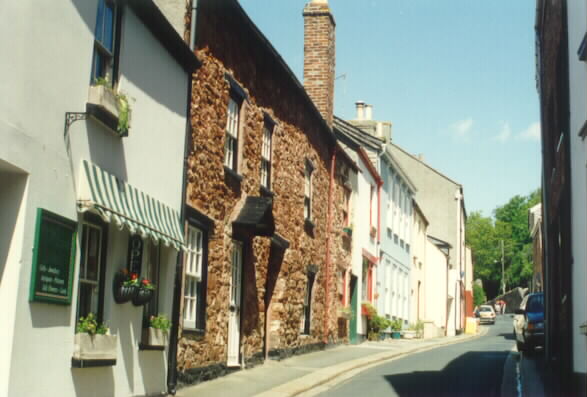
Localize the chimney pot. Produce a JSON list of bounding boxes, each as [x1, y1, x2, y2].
[[355, 101, 365, 120], [365, 104, 373, 121]]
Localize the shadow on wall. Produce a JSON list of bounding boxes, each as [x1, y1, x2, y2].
[[0, 162, 28, 287], [137, 349, 167, 394], [71, 367, 115, 397]]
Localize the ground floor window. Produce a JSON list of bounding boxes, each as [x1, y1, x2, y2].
[[301, 269, 316, 335], [77, 217, 107, 322], [183, 224, 208, 331]]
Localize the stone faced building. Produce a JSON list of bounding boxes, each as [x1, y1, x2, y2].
[[176, 0, 353, 385]]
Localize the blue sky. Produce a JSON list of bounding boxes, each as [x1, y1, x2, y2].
[[239, 0, 541, 217]]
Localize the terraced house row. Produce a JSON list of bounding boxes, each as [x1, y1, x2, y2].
[[0, 0, 473, 396]]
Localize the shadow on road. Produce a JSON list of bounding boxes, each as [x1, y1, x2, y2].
[[497, 332, 515, 341], [383, 350, 511, 397]]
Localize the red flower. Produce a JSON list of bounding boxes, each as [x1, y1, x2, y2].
[[131, 273, 138, 280], [142, 279, 150, 285]]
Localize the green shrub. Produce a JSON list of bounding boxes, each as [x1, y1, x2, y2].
[[76, 313, 109, 335], [473, 283, 487, 307]]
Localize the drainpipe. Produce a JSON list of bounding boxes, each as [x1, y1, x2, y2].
[[167, 2, 197, 393], [324, 146, 337, 344], [189, 0, 198, 50], [444, 249, 450, 336]]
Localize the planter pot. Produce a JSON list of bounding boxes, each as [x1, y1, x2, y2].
[[132, 288, 154, 306], [391, 331, 401, 339], [73, 333, 117, 361], [113, 284, 138, 304], [88, 85, 119, 119], [143, 327, 169, 347], [402, 330, 417, 339]]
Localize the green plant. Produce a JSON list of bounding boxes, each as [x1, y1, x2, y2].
[[409, 320, 424, 337], [119, 269, 140, 287], [390, 319, 403, 332], [363, 303, 391, 340], [361, 301, 377, 318], [92, 75, 132, 135], [76, 313, 109, 335], [150, 314, 171, 333]]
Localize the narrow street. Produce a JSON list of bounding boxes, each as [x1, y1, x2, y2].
[[316, 316, 515, 397]]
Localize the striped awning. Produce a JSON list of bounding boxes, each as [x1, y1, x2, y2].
[[77, 160, 185, 250]]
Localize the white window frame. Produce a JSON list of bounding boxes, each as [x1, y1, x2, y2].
[[224, 97, 240, 170], [261, 122, 273, 189], [184, 225, 203, 330], [77, 222, 103, 321]]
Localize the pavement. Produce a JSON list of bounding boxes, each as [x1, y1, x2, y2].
[[177, 328, 487, 397]]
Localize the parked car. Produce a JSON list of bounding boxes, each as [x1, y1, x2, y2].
[[478, 305, 496, 324], [513, 292, 544, 352]]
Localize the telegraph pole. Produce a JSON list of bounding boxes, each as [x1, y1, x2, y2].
[[501, 240, 505, 295]]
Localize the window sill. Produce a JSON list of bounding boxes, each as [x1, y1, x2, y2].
[[71, 358, 116, 368], [182, 328, 205, 341], [138, 343, 165, 351], [86, 85, 129, 137], [304, 219, 315, 236], [224, 166, 243, 191], [260, 185, 274, 198]]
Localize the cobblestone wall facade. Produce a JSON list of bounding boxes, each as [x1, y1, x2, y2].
[[176, 0, 351, 385]]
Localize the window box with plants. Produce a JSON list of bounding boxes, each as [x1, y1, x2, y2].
[[112, 268, 140, 304], [72, 313, 117, 366], [140, 314, 171, 350], [87, 76, 132, 137], [132, 278, 155, 306]]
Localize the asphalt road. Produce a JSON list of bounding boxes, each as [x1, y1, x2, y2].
[[317, 316, 516, 397]]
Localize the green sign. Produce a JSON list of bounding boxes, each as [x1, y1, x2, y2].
[[29, 209, 77, 304]]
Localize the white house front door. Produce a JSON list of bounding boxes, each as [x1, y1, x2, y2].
[[227, 241, 243, 367]]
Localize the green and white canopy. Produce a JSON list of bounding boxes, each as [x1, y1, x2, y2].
[[77, 160, 185, 250]]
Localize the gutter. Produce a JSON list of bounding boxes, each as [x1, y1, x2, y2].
[[324, 146, 337, 344], [167, 2, 198, 393]]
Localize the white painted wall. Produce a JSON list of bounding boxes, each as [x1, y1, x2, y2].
[[409, 207, 427, 324], [351, 153, 379, 337], [566, 0, 587, 376], [0, 1, 188, 396], [424, 241, 448, 333]]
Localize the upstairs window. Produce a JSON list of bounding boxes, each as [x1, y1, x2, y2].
[[91, 0, 119, 84], [304, 161, 314, 221], [260, 121, 273, 189], [342, 187, 351, 226], [224, 97, 240, 171]]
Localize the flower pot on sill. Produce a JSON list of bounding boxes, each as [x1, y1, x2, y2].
[[143, 327, 168, 347], [132, 288, 154, 306], [73, 333, 117, 361]]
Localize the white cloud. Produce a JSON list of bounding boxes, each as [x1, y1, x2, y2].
[[519, 122, 541, 141], [495, 122, 511, 143], [451, 118, 474, 140]]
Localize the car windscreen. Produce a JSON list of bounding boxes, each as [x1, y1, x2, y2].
[[526, 295, 544, 313], [479, 307, 492, 312]]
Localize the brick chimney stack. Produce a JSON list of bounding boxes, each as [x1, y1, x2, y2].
[[303, 0, 336, 128]]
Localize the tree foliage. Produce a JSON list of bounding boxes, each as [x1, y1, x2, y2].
[[466, 189, 541, 299], [473, 283, 487, 306]]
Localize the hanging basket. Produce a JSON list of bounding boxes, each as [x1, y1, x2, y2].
[[132, 288, 154, 306], [114, 284, 138, 304], [112, 271, 139, 304]]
